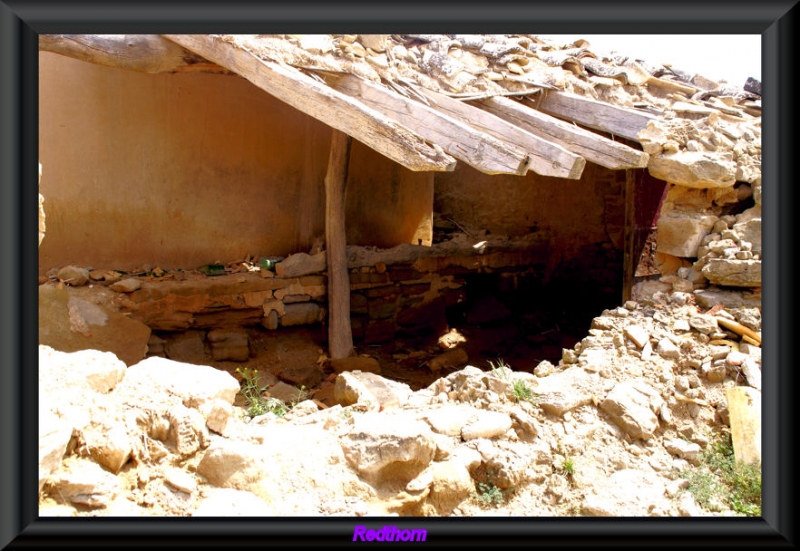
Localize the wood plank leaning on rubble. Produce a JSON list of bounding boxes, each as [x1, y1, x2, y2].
[[327, 74, 531, 176], [163, 34, 456, 173], [325, 129, 355, 360], [532, 90, 657, 143], [408, 86, 586, 179], [475, 96, 650, 171]]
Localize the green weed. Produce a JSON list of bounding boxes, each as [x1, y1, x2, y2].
[[488, 358, 510, 380], [235, 366, 289, 418], [472, 470, 512, 507], [512, 379, 539, 405], [561, 456, 575, 477], [678, 430, 761, 516]]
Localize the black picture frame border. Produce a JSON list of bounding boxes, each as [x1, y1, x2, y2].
[[1, 1, 795, 548]]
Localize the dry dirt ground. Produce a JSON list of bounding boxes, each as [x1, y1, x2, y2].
[[199, 320, 577, 399]]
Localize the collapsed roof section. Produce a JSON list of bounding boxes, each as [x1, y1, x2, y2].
[[39, 33, 762, 187]]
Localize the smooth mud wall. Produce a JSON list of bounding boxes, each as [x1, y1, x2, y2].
[[39, 52, 432, 274]]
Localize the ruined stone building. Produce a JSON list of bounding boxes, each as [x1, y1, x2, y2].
[[38, 34, 761, 374]]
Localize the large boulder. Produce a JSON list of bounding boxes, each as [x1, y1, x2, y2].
[[118, 356, 240, 408], [334, 371, 412, 409], [702, 259, 761, 287], [600, 381, 665, 440], [656, 210, 718, 258], [648, 151, 736, 189], [340, 411, 436, 488], [38, 406, 73, 493], [39, 285, 151, 366]]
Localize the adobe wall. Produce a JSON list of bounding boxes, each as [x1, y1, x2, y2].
[[38, 52, 433, 274], [434, 162, 626, 294]]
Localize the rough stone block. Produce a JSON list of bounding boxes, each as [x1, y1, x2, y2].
[[56, 265, 90, 286], [702, 259, 761, 287], [367, 297, 398, 320], [648, 150, 736, 189], [281, 302, 324, 326], [334, 370, 412, 409], [274, 251, 326, 278], [165, 330, 207, 364], [657, 210, 718, 258], [600, 381, 665, 440], [39, 407, 73, 493], [207, 329, 250, 362], [39, 285, 151, 367], [733, 208, 761, 254], [50, 457, 122, 509]]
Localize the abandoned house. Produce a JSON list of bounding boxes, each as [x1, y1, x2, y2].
[[37, 34, 762, 390]]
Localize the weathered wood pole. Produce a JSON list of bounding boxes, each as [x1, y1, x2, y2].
[[622, 168, 636, 303], [325, 129, 354, 360]]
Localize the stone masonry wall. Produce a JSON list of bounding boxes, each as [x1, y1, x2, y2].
[[110, 239, 562, 358]]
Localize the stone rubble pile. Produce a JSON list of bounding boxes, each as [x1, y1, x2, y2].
[[39, 283, 761, 517]]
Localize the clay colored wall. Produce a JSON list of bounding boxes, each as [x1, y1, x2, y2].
[[433, 162, 626, 278], [38, 52, 432, 274]]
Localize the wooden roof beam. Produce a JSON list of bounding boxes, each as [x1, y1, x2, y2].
[[530, 91, 657, 143], [40, 34, 230, 75], [412, 87, 586, 179], [163, 34, 455, 173], [328, 74, 531, 176], [475, 96, 650, 170]]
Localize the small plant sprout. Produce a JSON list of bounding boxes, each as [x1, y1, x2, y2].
[[474, 481, 505, 506], [512, 379, 539, 405], [292, 385, 308, 407], [471, 470, 513, 507], [488, 358, 510, 380], [235, 366, 289, 419], [561, 456, 575, 476]]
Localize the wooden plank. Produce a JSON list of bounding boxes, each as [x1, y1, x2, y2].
[[477, 96, 649, 170], [39, 34, 230, 74], [411, 87, 585, 179], [533, 91, 656, 143], [328, 74, 530, 175], [725, 387, 762, 466], [622, 169, 636, 303], [163, 34, 455, 173], [645, 76, 698, 97], [325, 129, 354, 360]]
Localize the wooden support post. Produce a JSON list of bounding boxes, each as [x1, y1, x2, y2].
[[325, 129, 354, 360], [622, 169, 636, 303]]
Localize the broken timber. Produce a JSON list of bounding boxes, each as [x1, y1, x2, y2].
[[163, 34, 455, 173], [327, 74, 530, 176], [325, 129, 354, 360], [531, 91, 657, 143], [474, 96, 649, 170], [412, 87, 585, 179]]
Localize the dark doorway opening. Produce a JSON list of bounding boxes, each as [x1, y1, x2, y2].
[[443, 266, 622, 373]]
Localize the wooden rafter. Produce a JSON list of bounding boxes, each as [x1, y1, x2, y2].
[[39, 34, 231, 75], [327, 74, 531, 176], [412, 87, 586, 180], [531, 91, 657, 143], [476, 96, 650, 170]]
